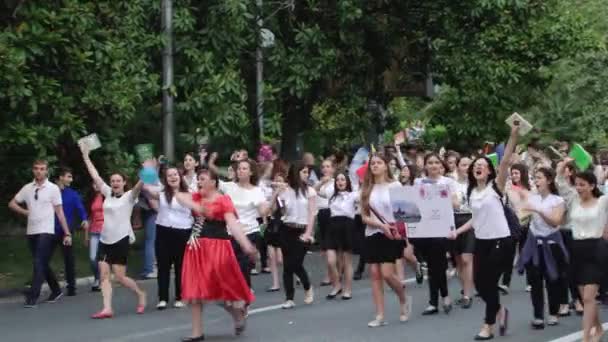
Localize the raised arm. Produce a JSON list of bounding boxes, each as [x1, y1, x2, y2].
[[79, 143, 106, 191], [496, 124, 520, 193]]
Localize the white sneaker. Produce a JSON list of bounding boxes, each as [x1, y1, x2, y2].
[[173, 300, 185, 308], [156, 301, 167, 310], [525, 285, 532, 292], [304, 288, 314, 305], [368, 316, 387, 328], [281, 300, 296, 309], [144, 270, 158, 279]]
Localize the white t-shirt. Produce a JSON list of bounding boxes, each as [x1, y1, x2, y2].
[[528, 193, 564, 238], [470, 182, 511, 239], [414, 176, 457, 192], [14, 179, 62, 235], [280, 187, 317, 226], [329, 191, 359, 219], [156, 192, 194, 229], [184, 173, 198, 193], [365, 182, 400, 237], [454, 179, 471, 213], [100, 183, 138, 244], [223, 184, 266, 234], [569, 195, 608, 240], [317, 181, 335, 210]]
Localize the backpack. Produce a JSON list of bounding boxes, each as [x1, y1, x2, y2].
[[492, 183, 523, 240]]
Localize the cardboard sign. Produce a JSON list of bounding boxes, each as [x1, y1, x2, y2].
[[78, 133, 101, 151], [389, 184, 456, 238], [505, 112, 533, 136]]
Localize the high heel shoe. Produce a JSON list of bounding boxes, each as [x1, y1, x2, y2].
[[181, 335, 205, 342], [326, 288, 342, 300]]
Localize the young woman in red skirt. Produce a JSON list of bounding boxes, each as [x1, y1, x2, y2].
[[176, 169, 256, 342]]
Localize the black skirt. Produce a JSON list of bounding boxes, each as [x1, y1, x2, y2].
[[317, 208, 331, 250], [97, 236, 129, 265], [326, 216, 354, 252], [264, 217, 282, 248], [364, 233, 403, 264], [572, 238, 608, 285]]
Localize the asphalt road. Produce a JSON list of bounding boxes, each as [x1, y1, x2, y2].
[[1, 252, 606, 342]]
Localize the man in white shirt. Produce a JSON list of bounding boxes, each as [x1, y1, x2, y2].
[[8, 160, 72, 308]]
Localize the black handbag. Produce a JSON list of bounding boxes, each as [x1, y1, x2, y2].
[[492, 183, 523, 240]]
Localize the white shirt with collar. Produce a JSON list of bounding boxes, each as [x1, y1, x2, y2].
[[14, 179, 62, 235], [528, 193, 564, 238], [317, 181, 335, 210], [329, 191, 359, 219]]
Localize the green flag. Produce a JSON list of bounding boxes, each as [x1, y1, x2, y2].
[[569, 143, 593, 171], [486, 153, 498, 168]]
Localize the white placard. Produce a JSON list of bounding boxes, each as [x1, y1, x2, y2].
[[78, 133, 101, 151], [505, 112, 533, 136], [389, 184, 455, 238]]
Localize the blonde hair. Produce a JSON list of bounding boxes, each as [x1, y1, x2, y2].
[[360, 153, 393, 216]]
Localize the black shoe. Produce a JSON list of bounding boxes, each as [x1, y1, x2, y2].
[[461, 297, 473, 309], [23, 298, 37, 308], [91, 286, 101, 292], [326, 289, 342, 300], [46, 291, 64, 303], [320, 280, 331, 287], [341, 295, 352, 300], [531, 320, 545, 330], [67, 288, 76, 297], [474, 333, 494, 340], [181, 335, 205, 342], [443, 301, 453, 314], [422, 306, 439, 315], [265, 287, 280, 293], [353, 272, 362, 281]]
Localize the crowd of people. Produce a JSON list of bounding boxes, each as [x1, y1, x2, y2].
[[7, 123, 608, 342]]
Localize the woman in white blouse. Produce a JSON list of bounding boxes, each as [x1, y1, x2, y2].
[[221, 159, 270, 286], [315, 159, 336, 287], [80, 144, 147, 319], [274, 161, 316, 309], [143, 167, 194, 310], [360, 153, 410, 327], [182, 153, 200, 193], [326, 172, 359, 300], [450, 124, 519, 340], [517, 167, 567, 328], [568, 170, 608, 342]]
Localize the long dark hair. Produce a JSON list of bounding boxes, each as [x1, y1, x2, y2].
[[466, 156, 498, 202], [399, 163, 416, 186], [575, 170, 602, 198], [330, 172, 353, 203], [535, 167, 559, 195], [162, 167, 189, 204], [287, 161, 308, 198], [510, 163, 531, 190], [564, 161, 577, 186], [423, 153, 445, 178]]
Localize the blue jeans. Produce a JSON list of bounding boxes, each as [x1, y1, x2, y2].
[[89, 233, 101, 282], [142, 212, 157, 275], [27, 234, 60, 301]]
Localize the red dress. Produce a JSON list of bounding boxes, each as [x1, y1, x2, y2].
[[181, 193, 255, 305]]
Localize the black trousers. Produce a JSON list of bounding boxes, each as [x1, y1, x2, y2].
[[55, 236, 76, 291], [502, 225, 529, 287], [560, 230, 579, 303], [27, 234, 60, 301], [474, 237, 513, 325], [413, 238, 448, 306], [155, 225, 191, 302], [232, 232, 260, 288], [280, 225, 311, 301], [526, 244, 567, 319]]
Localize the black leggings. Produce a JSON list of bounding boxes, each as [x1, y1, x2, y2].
[[232, 232, 259, 288], [280, 225, 311, 301], [474, 237, 513, 325], [502, 225, 528, 287], [413, 238, 449, 306], [526, 244, 568, 319], [560, 230, 579, 303], [155, 225, 191, 302]]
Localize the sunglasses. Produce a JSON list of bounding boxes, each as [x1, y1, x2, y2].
[[34, 188, 39, 201]]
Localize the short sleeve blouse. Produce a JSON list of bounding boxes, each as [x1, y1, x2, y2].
[[192, 193, 236, 221]]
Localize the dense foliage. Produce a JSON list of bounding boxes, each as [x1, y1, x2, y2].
[[1, 0, 606, 225]]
